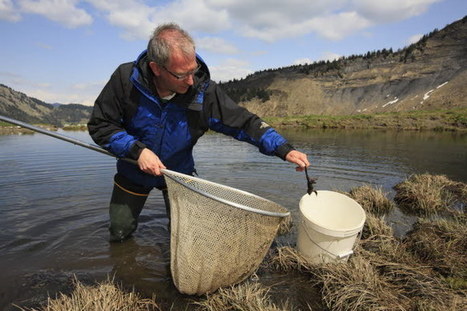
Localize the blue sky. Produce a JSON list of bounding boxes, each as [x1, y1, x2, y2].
[[0, 0, 466, 106]]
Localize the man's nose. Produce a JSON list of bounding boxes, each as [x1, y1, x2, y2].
[[185, 74, 194, 85]]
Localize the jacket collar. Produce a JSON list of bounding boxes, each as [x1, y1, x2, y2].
[[131, 50, 210, 110]]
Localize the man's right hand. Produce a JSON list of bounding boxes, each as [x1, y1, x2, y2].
[[137, 148, 166, 176]]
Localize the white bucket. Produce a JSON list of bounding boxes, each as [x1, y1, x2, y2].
[[297, 190, 366, 264]]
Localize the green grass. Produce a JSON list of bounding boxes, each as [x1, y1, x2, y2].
[[265, 108, 467, 131]]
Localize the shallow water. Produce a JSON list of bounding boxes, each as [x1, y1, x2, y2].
[[0, 129, 465, 310]]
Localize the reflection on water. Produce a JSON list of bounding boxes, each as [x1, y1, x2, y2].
[[0, 129, 465, 310]]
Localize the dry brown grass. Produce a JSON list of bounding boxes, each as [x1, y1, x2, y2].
[[266, 203, 467, 311], [277, 214, 293, 235], [360, 213, 394, 240], [268, 241, 467, 310], [348, 185, 395, 216], [404, 218, 467, 282], [194, 282, 293, 311], [16, 277, 160, 311], [15, 174, 467, 311], [358, 247, 464, 310], [356, 214, 414, 265], [394, 174, 466, 216], [357, 213, 466, 309], [310, 256, 405, 311], [267, 246, 405, 311], [267, 246, 312, 272]]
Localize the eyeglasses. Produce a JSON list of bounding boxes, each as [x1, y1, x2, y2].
[[162, 64, 201, 80]]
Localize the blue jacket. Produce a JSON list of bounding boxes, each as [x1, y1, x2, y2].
[[88, 51, 294, 188]]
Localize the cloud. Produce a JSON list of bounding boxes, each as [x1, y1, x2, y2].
[[206, 0, 352, 42], [197, 36, 239, 54], [2, 0, 444, 43], [86, 0, 230, 41], [22, 82, 101, 106], [0, 0, 21, 21], [201, 0, 442, 41], [206, 0, 344, 28], [293, 52, 341, 66], [86, 0, 365, 42], [293, 58, 313, 65], [208, 58, 253, 82], [307, 11, 371, 40], [26, 88, 94, 105], [18, 0, 93, 28], [1, 70, 102, 106], [407, 33, 423, 44], [148, 0, 230, 34], [0, 71, 50, 89], [320, 52, 342, 62], [86, 0, 156, 40], [353, 0, 442, 23]]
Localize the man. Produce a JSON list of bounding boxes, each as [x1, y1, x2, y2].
[[88, 23, 310, 242]]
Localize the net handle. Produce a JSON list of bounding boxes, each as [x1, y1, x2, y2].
[[161, 169, 290, 218]]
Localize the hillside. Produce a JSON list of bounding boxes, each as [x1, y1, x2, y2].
[[1, 16, 466, 123], [221, 16, 467, 117], [0, 84, 92, 126]]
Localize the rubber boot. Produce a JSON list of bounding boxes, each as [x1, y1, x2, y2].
[[108, 174, 152, 242]]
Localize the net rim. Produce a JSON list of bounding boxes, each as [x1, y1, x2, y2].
[[162, 169, 290, 218]]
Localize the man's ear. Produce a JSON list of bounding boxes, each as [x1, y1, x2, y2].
[[149, 61, 161, 76]]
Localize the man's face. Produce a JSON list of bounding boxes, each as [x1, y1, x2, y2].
[[150, 50, 198, 95]]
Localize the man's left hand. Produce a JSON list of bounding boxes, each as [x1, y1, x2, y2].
[[285, 150, 310, 172]]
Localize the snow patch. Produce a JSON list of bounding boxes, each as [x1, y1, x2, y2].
[[382, 97, 399, 108], [423, 89, 434, 101], [437, 81, 448, 89], [421, 81, 448, 102]]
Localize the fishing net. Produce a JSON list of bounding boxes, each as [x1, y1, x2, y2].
[[163, 169, 289, 295]]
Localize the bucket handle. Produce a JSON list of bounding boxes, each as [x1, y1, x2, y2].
[[336, 250, 354, 259], [300, 220, 362, 260]]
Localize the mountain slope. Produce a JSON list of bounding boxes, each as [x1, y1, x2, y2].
[[222, 16, 467, 117], [0, 84, 92, 126], [1, 16, 466, 122]]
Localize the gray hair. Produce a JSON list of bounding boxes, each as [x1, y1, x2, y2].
[[147, 23, 196, 66]]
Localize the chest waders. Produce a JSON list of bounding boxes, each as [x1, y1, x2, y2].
[[109, 173, 171, 242]]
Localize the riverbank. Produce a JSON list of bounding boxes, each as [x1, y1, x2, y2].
[[16, 173, 466, 311], [0, 122, 59, 135], [265, 108, 467, 131], [0, 122, 84, 134], [1, 109, 466, 134]]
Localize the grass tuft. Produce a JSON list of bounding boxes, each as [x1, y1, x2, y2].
[[16, 276, 160, 311], [194, 282, 293, 311], [348, 185, 395, 216], [404, 218, 467, 283], [394, 173, 466, 217]]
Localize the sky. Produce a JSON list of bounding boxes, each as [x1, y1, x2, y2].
[[0, 0, 466, 106]]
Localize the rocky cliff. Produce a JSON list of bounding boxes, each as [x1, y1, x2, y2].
[[222, 16, 467, 117]]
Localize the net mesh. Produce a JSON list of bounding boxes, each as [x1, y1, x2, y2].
[[163, 169, 289, 295]]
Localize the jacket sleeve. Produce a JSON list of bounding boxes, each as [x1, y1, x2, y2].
[[87, 65, 145, 160], [204, 82, 295, 160]]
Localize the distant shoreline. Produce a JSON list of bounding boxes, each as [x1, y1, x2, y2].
[[265, 108, 467, 132], [0, 123, 86, 134], [1, 109, 466, 134]]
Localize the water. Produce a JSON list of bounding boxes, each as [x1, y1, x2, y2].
[[0, 129, 465, 310]]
